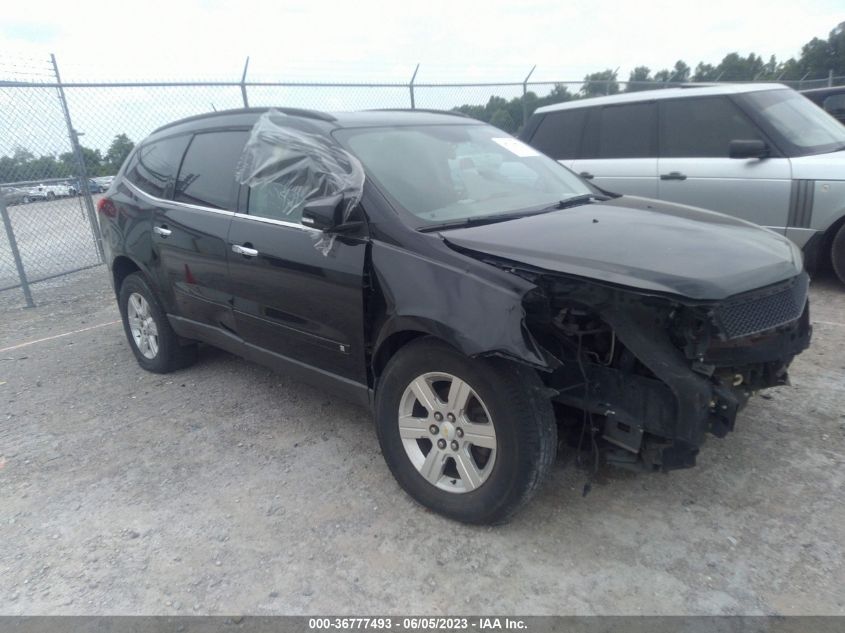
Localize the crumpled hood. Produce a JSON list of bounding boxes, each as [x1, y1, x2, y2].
[[443, 196, 803, 301]]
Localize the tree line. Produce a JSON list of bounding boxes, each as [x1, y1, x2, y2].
[[454, 21, 845, 133], [0, 134, 134, 184]]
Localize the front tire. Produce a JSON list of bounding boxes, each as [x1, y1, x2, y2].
[[118, 272, 197, 373], [831, 222, 845, 286], [375, 338, 557, 524]]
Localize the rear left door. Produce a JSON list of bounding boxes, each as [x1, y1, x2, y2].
[[571, 102, 659, 197], [146, 130, 247, 329]]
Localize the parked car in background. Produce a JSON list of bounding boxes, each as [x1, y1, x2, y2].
[[801, 86, 845, 124], [521, 84, 845, 284], [93, 175, 115, 189], [1, 186, 30, 206], [68, 178, 107, 195], [97, 107, 810, 523], [26, 182, 75, 200]]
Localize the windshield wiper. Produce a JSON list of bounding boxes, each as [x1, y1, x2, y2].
[[553, 193, 610, 209], [418, 211, 537, 233], [418, 194, 611, 233]]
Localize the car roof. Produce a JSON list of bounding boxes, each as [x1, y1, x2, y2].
[[800, 86, 845, 97], [533, 83, 792, 115], [149, 107, 481, 141]]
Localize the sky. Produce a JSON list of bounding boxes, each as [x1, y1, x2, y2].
[[1, 0, 843, 84]]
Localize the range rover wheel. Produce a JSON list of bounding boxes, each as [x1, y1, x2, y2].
[[832, 222, 845, 286], [118, 272, 197, 373], [375, 337, 556, 524]]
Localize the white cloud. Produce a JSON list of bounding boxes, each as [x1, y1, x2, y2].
[[1, 0, 842, 82]]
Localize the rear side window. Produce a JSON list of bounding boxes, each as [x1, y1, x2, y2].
[[597, 103, 657, 158], [175, 130, 249, 209], [660, 97, 762, 158], [125, 135, 190, 198], [529, 109, 588, 160]]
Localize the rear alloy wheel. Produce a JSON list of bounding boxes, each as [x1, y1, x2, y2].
[[118, 272, 197, 373], [126, 293, 159, 360], [831, 222, 845, 286], [375, 337, 556, 524]]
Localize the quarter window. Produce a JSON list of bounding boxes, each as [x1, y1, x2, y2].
[[125, 135, 191, 198], [175, 131, 248, 210], [528, 109, 588, 160], [660, 97, 762, 158]]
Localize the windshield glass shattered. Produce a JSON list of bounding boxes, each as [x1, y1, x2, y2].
[[336, 124, 592, 226]]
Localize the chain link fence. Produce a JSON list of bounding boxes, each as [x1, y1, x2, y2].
[[2, 54, 844, 308]]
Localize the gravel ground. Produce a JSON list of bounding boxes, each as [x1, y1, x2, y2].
[[0, 267, 843, 616]]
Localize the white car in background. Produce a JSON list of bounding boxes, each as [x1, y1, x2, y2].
[[26, 182, 75, 201]]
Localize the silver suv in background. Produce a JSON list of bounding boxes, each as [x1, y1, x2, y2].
[[521, 84, 845, 284]]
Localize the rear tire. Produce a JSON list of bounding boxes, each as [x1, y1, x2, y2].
[[832, 223, 845, 286], [118, 272, 197, 373], [375, 337, 557, 524]]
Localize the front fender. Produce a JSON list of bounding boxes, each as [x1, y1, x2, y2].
[[370, 241, 550, 369]]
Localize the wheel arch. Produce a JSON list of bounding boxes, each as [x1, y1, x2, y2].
[[111, 255, 144, 296], [821, 212, 845, 270]]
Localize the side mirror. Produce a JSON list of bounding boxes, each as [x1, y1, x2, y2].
[[301, 194, 345, 231], [729, 139, 769, 159]]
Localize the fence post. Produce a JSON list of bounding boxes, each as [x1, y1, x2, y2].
[[522, 65, 536, 128], [798, 72, 810, 90], [241, 56, 250, 107], [0, 192, 34, 307], [409, 64, 419, 109], [51, 53, 104, 262], [829, 69, 834, 87]]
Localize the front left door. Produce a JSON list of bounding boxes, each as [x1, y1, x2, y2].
[[657, 96, 792, 231], [227, 179, 369, 386]]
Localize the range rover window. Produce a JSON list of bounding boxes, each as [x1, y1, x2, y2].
[[738, 88, 845, 156], [124, 135, 191, 198], [175, 130, 248, 209], [528, 109, 588, 160], [597, 103, 657, 158], [660, 97, 762, 158]]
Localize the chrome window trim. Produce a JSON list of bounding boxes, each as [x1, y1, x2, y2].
[[232, 212, 322, 234], [124, 179, 235, 216]]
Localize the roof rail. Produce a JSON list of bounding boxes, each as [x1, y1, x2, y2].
[[152, 107, 335, 134], [365, 108, 471, 118]]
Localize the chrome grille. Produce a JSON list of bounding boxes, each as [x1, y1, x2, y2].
[[716, 273, 809, 340]]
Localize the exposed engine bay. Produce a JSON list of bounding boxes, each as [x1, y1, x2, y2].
[[496, 259, 812, 473]]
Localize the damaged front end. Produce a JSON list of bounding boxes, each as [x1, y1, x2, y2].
[[514, 266, 811, 472]]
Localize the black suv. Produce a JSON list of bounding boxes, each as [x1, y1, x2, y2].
[[98, 108, 811, 524]]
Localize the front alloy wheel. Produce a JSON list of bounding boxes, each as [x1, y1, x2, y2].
[[399, 372, 496, 493], [375, 337, 557, 524]]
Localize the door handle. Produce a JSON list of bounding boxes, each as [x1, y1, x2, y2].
[[579, 171, 594, 180], [153, 225, 172, 237], [232, 244, 259, 257], [660, 171, 687, 181]]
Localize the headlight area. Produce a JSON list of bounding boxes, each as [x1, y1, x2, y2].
[[524, 274, 812, 473]]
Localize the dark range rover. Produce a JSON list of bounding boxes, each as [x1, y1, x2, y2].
[[97, 107, 811, 524]]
